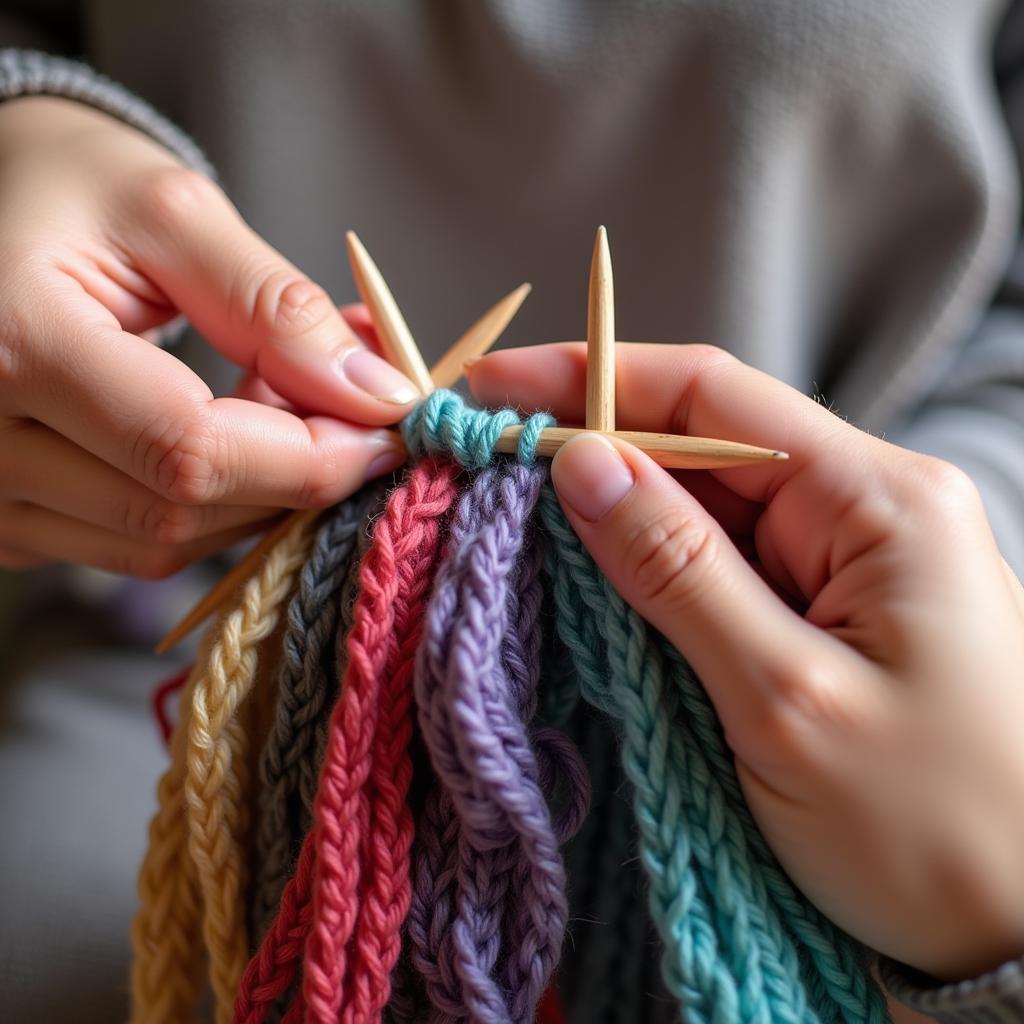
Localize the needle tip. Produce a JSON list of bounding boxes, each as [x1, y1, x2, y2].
[[771, 450, 790, 460]]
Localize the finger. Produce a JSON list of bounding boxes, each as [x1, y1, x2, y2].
[[0, 419, 278, 542], [119, 167, 419, 420], [17, 288, 407, 507], [0, 501, 268, 579], [549, 432, 853, 739], [339, 303, 381, 352], [230, 371, 298, 413], [468, 341, 860, 504]]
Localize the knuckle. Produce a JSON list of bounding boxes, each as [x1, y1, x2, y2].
[[0, 301, 31, 388], [133, 165, 222, 228], [130, 409, 224, 505], [753, 661, 861, 758], [912, 455, 980, 509], [296, 449, 344, 508], [252, 272, 336, 343], [123, 496, 204, 545], [684, 343, 735, 367], [623, 507, 716, 608]]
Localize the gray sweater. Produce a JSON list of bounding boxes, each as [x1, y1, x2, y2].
[[2, 2, 1024, 1022]]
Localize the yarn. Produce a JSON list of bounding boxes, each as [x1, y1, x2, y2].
[[233, 460, 459, 1024], [132, 512, 314, 1024], [134, 386, 894, 1024], [403, 462, 588, 1023], [252, 491, 375, 941], [185, 514, 316, 1024], [152, 664, 190, 746], [538, 485, 891, 1024], [132, 657, 206, 1024]]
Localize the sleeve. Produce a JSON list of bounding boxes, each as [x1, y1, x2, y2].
[[0, 48, 214, 178], [879, 954, 1024, 1023], [888, 1, 1024, 579]]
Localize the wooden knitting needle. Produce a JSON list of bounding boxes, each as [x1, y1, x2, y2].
[[586, 226, 615, 432], [346, 230, 434, 396], [430, 282, 531, 389], [493, 426, 786, 468], [492, 225, 788, 467], [156, 270, 530, 654]]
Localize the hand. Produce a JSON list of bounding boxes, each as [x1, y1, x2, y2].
[[0, 97, 416, 577], [469, 342, 1024, 982]]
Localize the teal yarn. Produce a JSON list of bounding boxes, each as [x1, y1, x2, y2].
[[401, 389, 554, 467], [401, 392, 892, 1024], [538, 490, 890, 1024]]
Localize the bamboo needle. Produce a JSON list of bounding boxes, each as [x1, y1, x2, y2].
[[494, 426, 787, 468], [430, 283, 531, 389], [346, 230, 434, 396], [586, 226, 615, 432]]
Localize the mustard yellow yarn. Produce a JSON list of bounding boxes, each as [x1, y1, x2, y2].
[[186, 517, 315, 1024], [131, 657, 205, 1023], [130, 516, 315, 1024]]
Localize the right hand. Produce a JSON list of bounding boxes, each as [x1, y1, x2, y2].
[[0, 96, 416, 578], [470, 342, 1024, 984]]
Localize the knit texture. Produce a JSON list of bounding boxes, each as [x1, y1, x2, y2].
[[251, 491, 375, 942], [135, 389, 901, 1024], [233, 461, 459, 1024], [131, 513, 315, 1024], [185, 517, 316, 1024], [401, 463, 588, 1023]]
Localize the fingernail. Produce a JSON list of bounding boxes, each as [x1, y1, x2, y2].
[[462, 356, 481, 373], [552, 433, 635, 522], [366, 446, 407, 479], [340, 348, 420, 405]]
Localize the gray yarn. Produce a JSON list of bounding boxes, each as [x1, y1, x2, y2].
[[250, 488, 376, 942]]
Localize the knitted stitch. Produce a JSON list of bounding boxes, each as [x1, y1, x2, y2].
[[403, 391, 890, 1024], [404, 461, 588, 1024], [185, 514, 316, 1024], [538, 485, 891, 1024], [252, 491, 374, 941], [233, 461, 459, 1024], [131, 657, 206, 1024]]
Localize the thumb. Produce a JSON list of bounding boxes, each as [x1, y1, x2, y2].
[[123, 167, 420, 424], [551, 432, 826, 727]]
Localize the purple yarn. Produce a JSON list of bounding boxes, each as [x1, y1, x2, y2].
[[405, 463, 589, 1024]]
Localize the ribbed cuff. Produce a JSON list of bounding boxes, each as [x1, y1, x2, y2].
[[0, 48, 214, 178], [880, 954, 1024, 1023]]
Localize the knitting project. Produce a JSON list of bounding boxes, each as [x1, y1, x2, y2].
[[131, 390, 891, 1024]]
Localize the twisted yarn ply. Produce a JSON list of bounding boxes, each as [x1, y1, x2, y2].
[[252, 491, 375, 941], [233, 460, 459, 1024], [131, 513, 316, 1024], [185, 516, 316, 1024], [402, 462, 588, 1024], [538, 485, 891, 1024], [133, 387, 894, 1024]]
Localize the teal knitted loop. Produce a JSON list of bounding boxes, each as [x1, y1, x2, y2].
[[401, 388, 555, 467], [397, 395, 892, 1024]]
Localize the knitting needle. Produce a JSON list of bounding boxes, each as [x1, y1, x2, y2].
[[493, 426, 787, 467], [346, 230, 434, 397], [430, 283, 531, 389], [586, 226, 615, 432], [156, 271, 529, 654], [490, 225, 787, 466]]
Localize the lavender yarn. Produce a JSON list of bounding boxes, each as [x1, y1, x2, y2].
[[405, 463, 589, 1023]]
